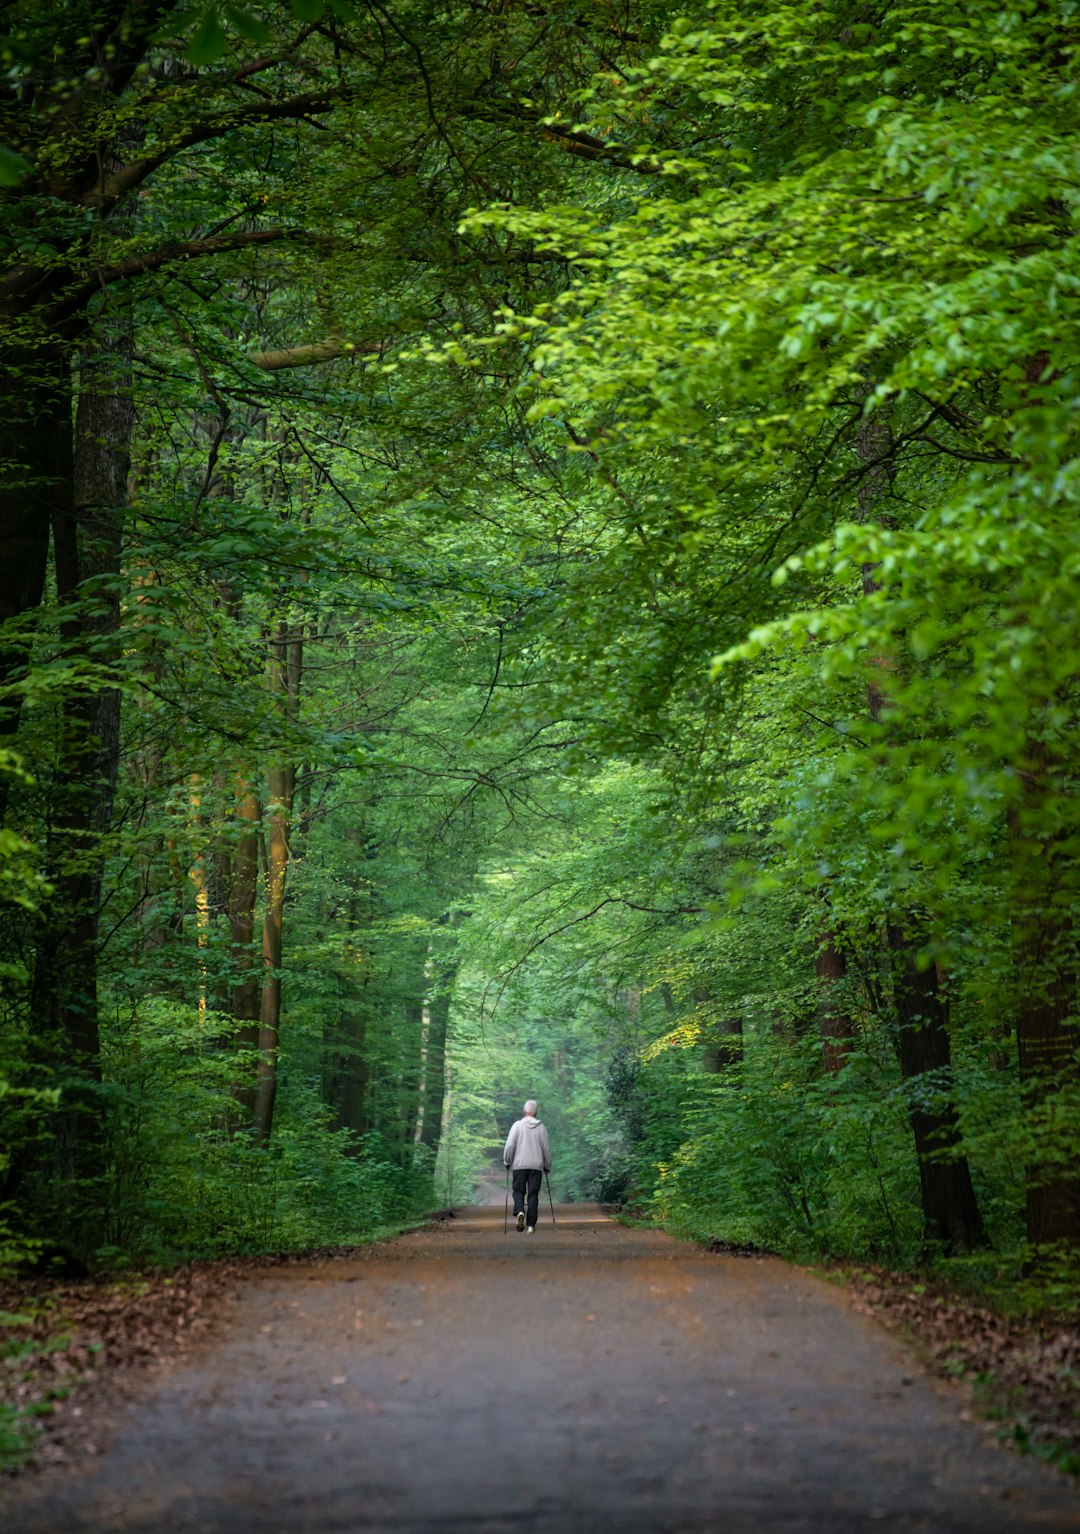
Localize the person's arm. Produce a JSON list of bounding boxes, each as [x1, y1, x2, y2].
[[503, 1123, 518, 1167], [541, 1125, 551, 1173]]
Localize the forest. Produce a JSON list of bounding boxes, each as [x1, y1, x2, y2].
[[0, 0, 1077, 1317]]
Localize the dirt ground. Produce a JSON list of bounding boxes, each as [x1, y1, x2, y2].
[[3, 1206, 1078, 1533]]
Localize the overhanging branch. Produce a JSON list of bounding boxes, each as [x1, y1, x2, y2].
[[82, 89, 343, 212], [248, 337, 385, 371], [51, 227, 308, 319]]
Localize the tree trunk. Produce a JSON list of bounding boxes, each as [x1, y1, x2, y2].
[[817, 923, 856, 1073], [0, 347, 65, 776], [228, 775, 261, 1122], [1009, 738, 1080, 1257], [887, 919, 988, 1254], [252, 620, 302, 1144], [22, 318, 132, 1230], [416, 965, 455, 1154], [855, 391, 986, 1255], [401, 994, 425, 1157]]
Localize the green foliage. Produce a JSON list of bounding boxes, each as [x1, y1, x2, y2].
[[92, 999, 429, 1262], [0, 0, 1077, 1329]]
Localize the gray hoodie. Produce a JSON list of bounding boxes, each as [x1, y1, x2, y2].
[[503, 1116, 551, 1173]]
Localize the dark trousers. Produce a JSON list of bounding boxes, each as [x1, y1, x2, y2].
[[512, 1168, 542, 1227]]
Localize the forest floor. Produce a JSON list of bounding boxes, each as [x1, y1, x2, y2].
[[1, 1207, 1079, 1533]]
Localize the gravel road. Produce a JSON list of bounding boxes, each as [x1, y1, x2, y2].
[[4, 1205, 1078, 1533]]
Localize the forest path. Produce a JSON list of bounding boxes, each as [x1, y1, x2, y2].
[[5, 1207, 1078, 1534]]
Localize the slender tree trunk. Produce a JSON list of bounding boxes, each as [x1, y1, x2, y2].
[[228, 775, 261, 1120], [416, 962, 455, 1154], [252, 620, 302, 1144], [412, 953, 435, 1147], [401, 993, 425, 1156], [817, 923, 856, 1073], [187, 775, 214, 1023]]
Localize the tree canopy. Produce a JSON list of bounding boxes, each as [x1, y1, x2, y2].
[[1, 0, 1078, 1323]]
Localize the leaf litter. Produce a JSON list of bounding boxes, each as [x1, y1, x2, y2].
[[842, 1265, 1080, 1474], [0, 1241, 400, 1477]]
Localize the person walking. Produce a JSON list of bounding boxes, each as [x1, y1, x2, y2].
[[503, 1100, 551, 1233]]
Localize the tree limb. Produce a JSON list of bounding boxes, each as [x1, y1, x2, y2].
[[248, 337, 384, 371], [472, 99, 664, 175], [82, 90, 343, 211], [51, 228, 308, 319]]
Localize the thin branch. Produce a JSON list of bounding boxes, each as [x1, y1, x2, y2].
[[483, 895, 703, 1018]]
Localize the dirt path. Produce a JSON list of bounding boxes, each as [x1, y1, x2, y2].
[[4, 1207, 1078, 1533]]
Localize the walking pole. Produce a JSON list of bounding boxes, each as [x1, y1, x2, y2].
[[503, 1164, 509, 1234], [545, 1170, 556, 1227]]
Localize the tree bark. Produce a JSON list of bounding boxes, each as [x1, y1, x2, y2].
[[887, 919, 988, 1254], [227, 775, 262, 1120], [817, 923, 856, 1073], [0, 348, 68, 806], [1009, 738, 1080, 1256], [855, 390, 986, 1255], [415, 960, 455, 1154], [252, 620, 302, 1144], [23, 314, 132, 1223]]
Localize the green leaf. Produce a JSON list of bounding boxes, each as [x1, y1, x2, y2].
[[0, 146, 32, 186], [224, 5, 273, 43], [291, 0, 326, 20], [187, 10, 228, 65]]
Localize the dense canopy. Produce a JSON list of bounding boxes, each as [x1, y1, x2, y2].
[[0, 0, 1077, 1331]]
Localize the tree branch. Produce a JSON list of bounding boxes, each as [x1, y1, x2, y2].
[[248, 337, 385, 371], [472, 99, 664, 175], [51, 228, 307, 319], [82, 90, 343, 211]]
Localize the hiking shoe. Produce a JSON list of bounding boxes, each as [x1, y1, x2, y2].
[[526, 1226, 535, 1234], [516, 1211, 526, 1231]]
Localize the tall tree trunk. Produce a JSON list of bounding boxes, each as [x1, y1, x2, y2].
[[24, 316, 132, 1228], [0, 347, 65, 787], [416, 961, 455, 1154], [856, 392, 987, 1255], [401, 993, 425, 1157], [1010, 738, 1080, 1257], [252, 619, 302, 1144], [816, 922, 856, 1073], [334, 1008, 371, 1139], [228, 775, 261, 1121], [887, 919, 988, 1254]]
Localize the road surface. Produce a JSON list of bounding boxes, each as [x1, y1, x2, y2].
[[4, 1206, 1078, 1533]]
